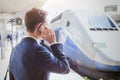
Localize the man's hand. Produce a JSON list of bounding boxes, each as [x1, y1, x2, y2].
[[42, 27, 56, 44]]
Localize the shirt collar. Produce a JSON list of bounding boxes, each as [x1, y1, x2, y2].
[[26, 35, 40, 44]]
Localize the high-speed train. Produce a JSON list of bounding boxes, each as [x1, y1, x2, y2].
[[49, 10, 120, 80]]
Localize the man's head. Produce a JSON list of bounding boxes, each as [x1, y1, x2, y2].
[[25, 8, 47, 38]]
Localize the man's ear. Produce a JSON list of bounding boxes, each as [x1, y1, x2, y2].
[[34, 23, 40, 32], [37, 23, 42, 33]]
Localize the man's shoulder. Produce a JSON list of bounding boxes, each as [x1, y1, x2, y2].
[[36, 44, 49, 52]]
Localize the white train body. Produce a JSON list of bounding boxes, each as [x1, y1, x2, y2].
[[50, 10, 120, 72]]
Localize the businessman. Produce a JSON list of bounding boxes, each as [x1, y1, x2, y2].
[[9, 8, 70, 80]]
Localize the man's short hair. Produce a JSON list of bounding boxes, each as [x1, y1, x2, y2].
[[25, 8, 47, 33]]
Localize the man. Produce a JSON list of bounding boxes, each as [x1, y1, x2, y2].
[[9, 8, 70, 80]]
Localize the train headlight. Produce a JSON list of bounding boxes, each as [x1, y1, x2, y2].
[[92, 42, 107, 48]]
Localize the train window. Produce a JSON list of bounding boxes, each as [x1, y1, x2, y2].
[[103, 28, 109, 31], [114, 28, 119, 31], [88, 16, 116, 28], [50, 13, 62, 23], [66, 20, 70, 27], [90, 28, 96, 31]]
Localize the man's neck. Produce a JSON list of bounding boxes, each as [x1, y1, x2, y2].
[[27, 31, 40, 42], [27, 31, 43, 44]]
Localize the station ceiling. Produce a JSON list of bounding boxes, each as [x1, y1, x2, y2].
[[0, 0, 47, 14]]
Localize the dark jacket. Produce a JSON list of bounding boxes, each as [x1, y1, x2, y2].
[[9, 37, 70, 80]]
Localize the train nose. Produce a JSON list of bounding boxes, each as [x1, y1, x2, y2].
[[95, 51, 120, 72]]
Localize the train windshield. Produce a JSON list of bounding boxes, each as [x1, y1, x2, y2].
[[88, 16, 116, 28]]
